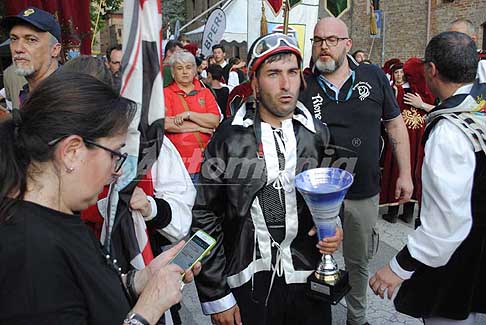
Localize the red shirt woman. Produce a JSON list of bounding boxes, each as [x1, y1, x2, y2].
[[164, 51, 220, 176]]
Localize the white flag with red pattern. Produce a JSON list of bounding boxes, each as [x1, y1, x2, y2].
[[101, 0, 165, 271]]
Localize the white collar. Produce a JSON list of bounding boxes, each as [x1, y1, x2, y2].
[[453, 83, 474, 96], [231, 101, 317, 134]]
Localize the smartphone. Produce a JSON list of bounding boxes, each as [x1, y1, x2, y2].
[[170, 230, 216, 272]]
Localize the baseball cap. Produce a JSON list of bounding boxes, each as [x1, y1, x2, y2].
[[2, 7, 61, 43], [247, 33, 302, 79]]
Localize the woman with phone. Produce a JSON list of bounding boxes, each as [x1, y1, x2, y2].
[[0, 73, 200, 325]]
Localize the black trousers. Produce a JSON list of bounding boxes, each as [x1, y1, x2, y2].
[[232, 271, 332, 325]]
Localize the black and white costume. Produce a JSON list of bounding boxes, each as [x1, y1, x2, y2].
[[192, 102, 333, 323], [390, 83, 486, 320]]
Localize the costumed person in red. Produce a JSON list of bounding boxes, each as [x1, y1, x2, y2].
[[225, 81, 252, 117], [381, 58, 435, 224], [383, 58, 401, 84]]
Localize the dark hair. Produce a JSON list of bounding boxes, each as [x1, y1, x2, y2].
[[0, 73, 136, 219], [207, 64, 224, 82], [424, 31, 478, 84], [106, 44, 122, 62], [164, 40, 184, 57], [229, 57, 241, 66], [60, 55, 114, 89], [212, 44, 225, 53], [352, 50, 364, 57]]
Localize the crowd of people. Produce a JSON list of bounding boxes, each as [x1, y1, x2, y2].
[[0, 5, 485, 325]]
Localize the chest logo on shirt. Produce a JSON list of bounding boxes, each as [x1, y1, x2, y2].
[[199, 98, 205, 106], [353, 81, 372, 101]]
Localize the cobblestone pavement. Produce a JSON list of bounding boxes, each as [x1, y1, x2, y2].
[[179, 208, 486, 324]]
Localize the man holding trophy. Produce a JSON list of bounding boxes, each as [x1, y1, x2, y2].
[[192, 33, 344, 325]]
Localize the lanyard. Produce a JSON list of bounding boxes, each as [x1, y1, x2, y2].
[[317, 70, 356, 103]]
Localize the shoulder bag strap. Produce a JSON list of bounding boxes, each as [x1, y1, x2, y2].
[[176, 94, 205, 151]]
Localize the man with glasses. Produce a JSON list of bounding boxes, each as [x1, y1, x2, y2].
[[192, 33, 342, 325], [106, 44, 123, 91], [299, 17, 413, 325]]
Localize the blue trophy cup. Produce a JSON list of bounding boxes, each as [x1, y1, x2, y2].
[[295, 167, 354, 304]]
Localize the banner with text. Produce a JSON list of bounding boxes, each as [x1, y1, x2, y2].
[[202, 8, 226, 57]]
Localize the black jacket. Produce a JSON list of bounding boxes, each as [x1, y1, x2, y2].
[[192, 102, 331, 314]]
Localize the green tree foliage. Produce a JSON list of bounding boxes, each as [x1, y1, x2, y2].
[[90, 0, 123, 34], [162, 0, 186, 30]]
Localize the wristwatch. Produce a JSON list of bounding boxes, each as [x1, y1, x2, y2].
[[124, 312, 150, 325]]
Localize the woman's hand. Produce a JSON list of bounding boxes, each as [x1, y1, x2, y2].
[[403, 92, 424, 109], [129, 187, 152, 217], [308, 227, 343, 255], [130, 241, 202, 324], [131, 263, 185, 324], [198, 126, 214, 135], [174, 112, 190, 126]]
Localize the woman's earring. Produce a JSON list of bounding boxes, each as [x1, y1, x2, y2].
[[66, 167, 75, 173]]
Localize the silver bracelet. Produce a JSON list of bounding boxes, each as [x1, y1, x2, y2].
[[124, 312, 150, 325]]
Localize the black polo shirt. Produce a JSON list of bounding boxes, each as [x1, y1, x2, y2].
[[299, 56, 400, 199]]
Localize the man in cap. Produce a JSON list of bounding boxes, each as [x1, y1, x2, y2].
[[370, 31, 486, 325], [2, 7, 62, 105], [192, 33, 342, 325], [299, 17, 413, 325]]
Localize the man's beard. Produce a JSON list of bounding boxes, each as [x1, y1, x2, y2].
[[314, 50, 347, 74], [14, 62, 35, 77], [257, 89, 297, 118]]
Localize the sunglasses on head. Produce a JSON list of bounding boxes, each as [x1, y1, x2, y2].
[[248, 33, 301, 75]]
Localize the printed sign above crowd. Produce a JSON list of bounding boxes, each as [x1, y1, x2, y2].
[[201, 8, 226, 57]]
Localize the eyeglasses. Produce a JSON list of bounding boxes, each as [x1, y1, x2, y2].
[[248, 33, 302, 76], [311, 36, 349, 47], [83, 139, 127, 173], [48, 136, 127, 173]]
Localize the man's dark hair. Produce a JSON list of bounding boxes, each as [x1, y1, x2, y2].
[[207, 64, 224, 82], [177, 34, 189, 43], [255, 52, 301, 77], [352, 50, 364, 57], [212, 44, 225, 53], [425, 31, 478, 84], [229, 57, 241, 66], [164, 40, 184, 57], [106, 44, 122, 62]]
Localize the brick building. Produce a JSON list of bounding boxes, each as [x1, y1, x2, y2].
[[97, 8, 124, 56], [321, 0, 486, 65]]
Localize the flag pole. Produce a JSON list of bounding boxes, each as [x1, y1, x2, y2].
[[283, 0, 290, 34], [91, 0, 106, 49]]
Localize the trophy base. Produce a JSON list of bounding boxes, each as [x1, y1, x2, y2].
[[307, 269, 351, 305]]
